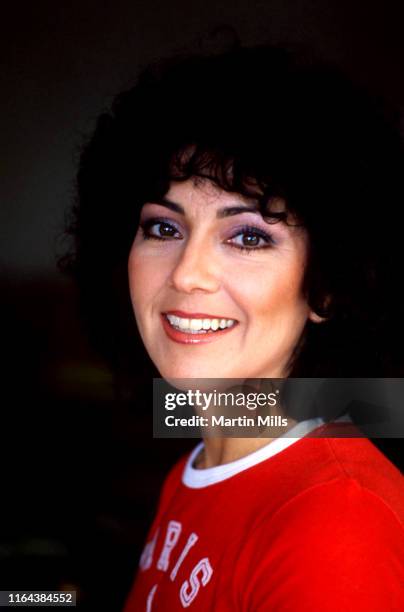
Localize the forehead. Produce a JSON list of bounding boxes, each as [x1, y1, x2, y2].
[[166, 178, 245, 206], [164, 178, 287, 216]]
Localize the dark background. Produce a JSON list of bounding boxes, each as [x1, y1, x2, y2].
[[1, 1, 403, 609]]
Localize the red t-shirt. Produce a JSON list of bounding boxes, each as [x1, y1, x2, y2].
[[123, 420, 404, 611]]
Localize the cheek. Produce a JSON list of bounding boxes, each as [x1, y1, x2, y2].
[[128, 245, 151, 316], [229, 260, 307, 322], [128, 244, 171, 319]]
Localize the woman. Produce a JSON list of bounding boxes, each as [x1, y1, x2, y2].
[[60, 42, 404, 609]]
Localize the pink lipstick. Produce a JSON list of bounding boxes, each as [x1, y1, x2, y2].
[[161, 311, 238, 345]]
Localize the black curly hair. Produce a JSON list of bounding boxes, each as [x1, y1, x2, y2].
[[58, 41, 404, 389]]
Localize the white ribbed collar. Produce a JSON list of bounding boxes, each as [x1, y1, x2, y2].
[[182, 416, 329, 489]]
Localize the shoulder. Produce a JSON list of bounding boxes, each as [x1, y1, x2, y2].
[[323, 436, 404, 521], [270, 477, 404, 551], [239, 475, 404, 565], [254, 437, 404, 559], [235, 441, 404, 610]]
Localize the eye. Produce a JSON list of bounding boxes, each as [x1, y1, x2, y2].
[[140, 218, 182, 241], [226, 226, 274, 252]]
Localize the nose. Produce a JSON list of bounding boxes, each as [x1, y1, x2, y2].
[[169, 236, 221, 294]]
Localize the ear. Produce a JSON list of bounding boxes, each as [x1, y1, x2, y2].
[[308, 310, 327, 323], [308, 294, 332, 323]]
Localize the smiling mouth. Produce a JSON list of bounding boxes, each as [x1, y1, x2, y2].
[[161, 311, 238, 344], [165, 313, 237, 334]]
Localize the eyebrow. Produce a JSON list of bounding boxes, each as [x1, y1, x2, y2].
[[148, 197, 261, 218]]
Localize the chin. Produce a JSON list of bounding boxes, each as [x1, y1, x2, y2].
[[156, 362, 250, 390], [158, 366, 219, 381]]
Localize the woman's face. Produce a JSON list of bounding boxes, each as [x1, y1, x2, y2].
[[128, 178, 319, 380]]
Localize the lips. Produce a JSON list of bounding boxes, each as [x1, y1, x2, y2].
[[161, 311, 239, 345]]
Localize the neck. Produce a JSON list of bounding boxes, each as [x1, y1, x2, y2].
[[192, 379, 293, 468], [195, 425, 297, 468]]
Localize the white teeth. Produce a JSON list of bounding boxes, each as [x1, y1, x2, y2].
[[165, 314, 236, 333], [166, 314, 177, 325], [190, 319, 203, 331]]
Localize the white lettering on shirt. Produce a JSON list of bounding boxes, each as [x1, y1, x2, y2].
[[157, 520, 182, 571], [170, 533, 198, 581], [179, 557, 213, 607], [140, 528, 160, 571], [146, 584, 158, 612]]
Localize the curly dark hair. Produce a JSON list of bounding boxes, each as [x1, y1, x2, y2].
[[58, 41, 404, 388]]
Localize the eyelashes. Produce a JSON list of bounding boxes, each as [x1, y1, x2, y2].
[[140, 217, 182, 240], [139, 217, 275, 253], [226, 225, 275, 253]]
